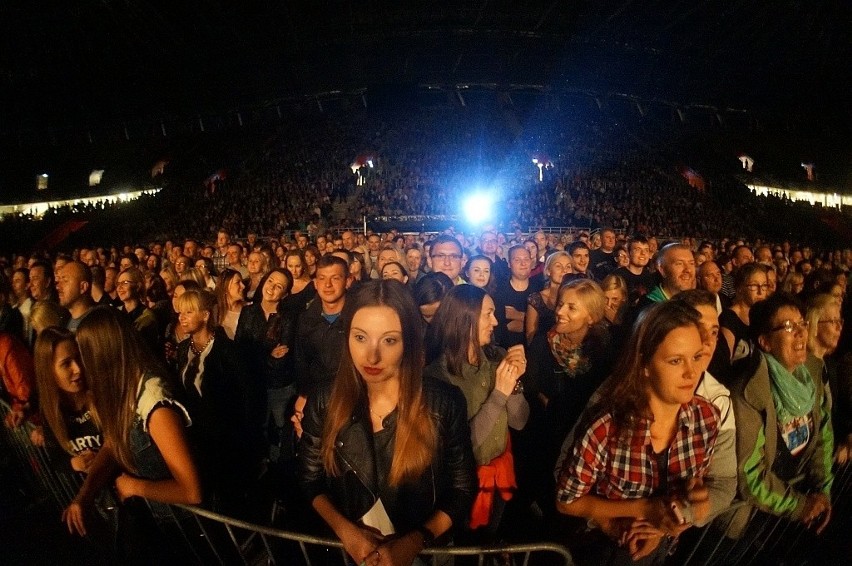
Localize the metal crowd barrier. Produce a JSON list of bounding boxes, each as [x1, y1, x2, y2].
[[3, 396, 850, 565], [166, 503, 575, 566]]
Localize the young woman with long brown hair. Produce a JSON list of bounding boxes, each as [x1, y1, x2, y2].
[[298, 280, 476, 566], [556, 301, 719, 563], [33, 327, 102, 474], [283, 249, 317, 313], [216, 268, 245, 339], [424, 284, 529, 536], [62, 307, 201, 539]]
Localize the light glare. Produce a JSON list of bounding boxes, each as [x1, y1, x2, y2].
[[463, 193, 492, 224]]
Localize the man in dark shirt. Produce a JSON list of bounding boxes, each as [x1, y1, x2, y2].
[[294, 255, 351, 391], [478, 230, 509, 281], [612, 236, 657, 306], [493, 245, 539, 348], [589, 228, 618, 280]]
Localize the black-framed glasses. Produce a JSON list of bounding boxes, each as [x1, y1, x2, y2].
[[769, 319, 809, 334], [818, 318, 844, 327]]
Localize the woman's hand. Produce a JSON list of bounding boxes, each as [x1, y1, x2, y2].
[[338, 522, 384, 566], [291, 395, 307, 439], [834, 433, 852, 465], [622, 519, 665, 561], [373, 532, 423, 566], [70, 450, 98, 473], [270, 344, 289, 359], [494, 358, 521, 396], [503, 344, 527, 375], [29, 425, 45, 446], [801, 493, 831, 534], [4, 408, 25, 428], [641, 497, 691, 537], [604, 301, 619, 324], [595, 517, 632, 541], [682, 477, 710, 524], [114, 473, 139, 502], [62, 499, 88, 536]]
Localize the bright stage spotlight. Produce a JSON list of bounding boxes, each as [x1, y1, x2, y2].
[[463, 192, 493, 225]]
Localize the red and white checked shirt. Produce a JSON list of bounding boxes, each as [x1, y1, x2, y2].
[[556, 398, 719, 504]]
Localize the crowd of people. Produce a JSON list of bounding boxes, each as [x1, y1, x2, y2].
[[1, 218, 850, 565], [3, 105, 849, 261]]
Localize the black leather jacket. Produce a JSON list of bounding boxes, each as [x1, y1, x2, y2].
[[298, 377, 477, 537], [234, 301, 296, 390]]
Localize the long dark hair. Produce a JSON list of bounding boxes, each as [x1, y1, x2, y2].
[[426, 285, 499, 375], [76, 306, 167, 472], [321, 280, 436, 485], [256, 268, 294, 304], [34, 327, 100, 456]]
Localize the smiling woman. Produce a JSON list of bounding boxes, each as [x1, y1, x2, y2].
[[234, 268, 298, 463], [33, 327, 102, 474], [298, 280, 476, 566], [524, 279, 612, 501], [731, 292, 834, 534], [175, 289, 253, 511]]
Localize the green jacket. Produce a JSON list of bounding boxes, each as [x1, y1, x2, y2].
[[732, 352, 833, 520]]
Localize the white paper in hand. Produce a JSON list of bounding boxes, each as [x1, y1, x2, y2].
[[360, 498, 395, 536]]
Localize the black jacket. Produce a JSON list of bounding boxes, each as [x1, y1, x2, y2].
[[294, 299, 347, 390], [176, 328, 257, 487], [234, 301, 296, 390], [298, 377, 477, 538]]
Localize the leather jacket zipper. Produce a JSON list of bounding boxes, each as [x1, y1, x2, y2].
[[335, 443, 378, 502]]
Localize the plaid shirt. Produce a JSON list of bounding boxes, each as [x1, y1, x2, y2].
[[556, 398, 719, 504], [211, 249, 227, 273]]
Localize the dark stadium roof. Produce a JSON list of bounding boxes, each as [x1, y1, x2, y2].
[[2, 0, 850, 142]]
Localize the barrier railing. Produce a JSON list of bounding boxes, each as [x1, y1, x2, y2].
[[3, 396, 850, 565], [167, 503, 575, 566]]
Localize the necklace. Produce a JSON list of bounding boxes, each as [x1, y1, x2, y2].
[[190, 333, 214, 356], [369, 404, 397, 421]]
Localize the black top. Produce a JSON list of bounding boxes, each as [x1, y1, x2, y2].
[[492, 279, 537, 349], [298, 377, 477, 538]]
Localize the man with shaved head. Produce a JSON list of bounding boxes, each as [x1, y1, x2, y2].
[[56, 261, 95, 331]]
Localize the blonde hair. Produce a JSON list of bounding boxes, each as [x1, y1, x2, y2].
[[179, 267, 207, 288], [30, 300, 67, 335], [175, 288, 217, 331], [560, 279, 606, 324], [544, 251, 572, 279], [600, 273, 628, 298], [806, 293, 842, 354]]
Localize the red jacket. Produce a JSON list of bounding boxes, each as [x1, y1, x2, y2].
[[0, 332, 34, 413]]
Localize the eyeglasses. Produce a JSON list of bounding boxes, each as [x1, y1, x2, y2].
[[818, 318, 844, 327], [117, 280, 133, 287], [745, 283, 770, 292], [431, 253, 462, 262], [769, 319, 809, 334]]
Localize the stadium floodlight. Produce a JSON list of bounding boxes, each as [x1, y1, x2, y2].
[[463, 192, 493, 225]]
